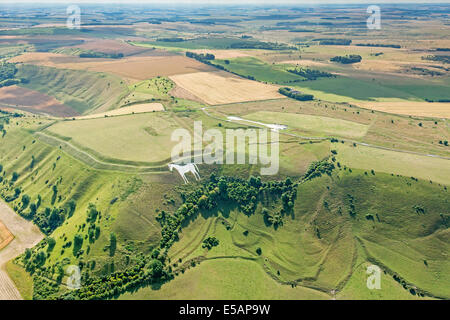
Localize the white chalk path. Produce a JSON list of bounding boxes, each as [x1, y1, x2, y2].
[[0, 201, 44, 300], [227, 116, 288, 132]]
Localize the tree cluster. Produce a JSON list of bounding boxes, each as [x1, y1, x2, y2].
[[330, 55, 362, 64], [278, 87, 314, 101], [287, 67, 334, 80]]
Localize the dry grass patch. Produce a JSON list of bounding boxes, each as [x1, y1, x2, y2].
[[75, 103, 164, 119], [169, 71, 283, 105], [0, 221, 14, 251], [190, 49, 251, 59], [10, 52, 215, 81], [353, 101, 450, 119]]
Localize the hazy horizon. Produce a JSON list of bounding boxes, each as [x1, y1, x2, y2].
[[1, 0, 449, 4]]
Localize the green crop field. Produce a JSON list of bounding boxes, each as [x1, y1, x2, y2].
[[212, 57, 303, 84], [293, 76, 450, 103]]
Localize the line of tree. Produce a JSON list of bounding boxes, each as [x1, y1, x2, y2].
[[0, 109, 23, 117], [278, 87, 314, 101], [79, 51, 124, 59], [156, 37, 184, 42], [422, 55, 450, 64], [185, 52, 262, 81], [287, 67, 335, 80], [425, 98, 450, 102], [0, 62, 25, 88], [303, 159, 335, 181], [356, 43, 401, 48], [19, 197, 77, 235], [185, 51, 215, 62], [318, 39, 352, 45], [0, 62, 17, 81], [228, 40, 297, 50], [330, 54, 362, 64]]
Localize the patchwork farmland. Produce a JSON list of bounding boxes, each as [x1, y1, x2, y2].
[[10, 52, 216, 81], [0, 2, 448, 304]]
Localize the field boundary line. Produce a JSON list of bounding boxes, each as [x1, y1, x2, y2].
[[201, 106, 450, 161]]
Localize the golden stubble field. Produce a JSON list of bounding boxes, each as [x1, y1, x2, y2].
[[169, 71, 284, 105], [353, 101, 450, 119], [9, 52, 215, 81], [0, 221, 13, 251]]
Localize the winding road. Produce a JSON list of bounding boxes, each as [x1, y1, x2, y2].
[[0, 201, 43, 300]]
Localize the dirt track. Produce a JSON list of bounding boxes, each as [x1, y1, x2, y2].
[[0, 201, 43, 300]]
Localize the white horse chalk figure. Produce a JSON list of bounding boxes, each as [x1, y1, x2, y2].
[[168, 163, 201, 184]]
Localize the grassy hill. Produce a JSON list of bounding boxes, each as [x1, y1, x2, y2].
[[15, 64, 129, 115], [117, 167, 448, 300], [1, 87, 448, 300], [0, 119, 179, 299], [0, 4, 449, 301]]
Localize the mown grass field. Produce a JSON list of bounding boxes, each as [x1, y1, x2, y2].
[[45, 112, 181, 164], [243, 111, 369, 138]]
